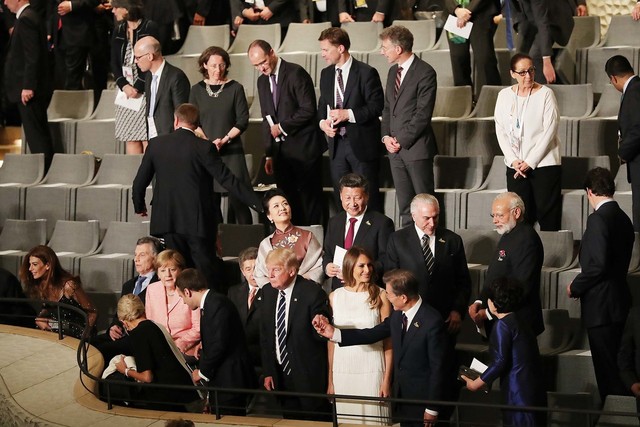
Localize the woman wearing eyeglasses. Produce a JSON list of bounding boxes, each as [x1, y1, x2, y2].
[[494, 53, 562, 231]]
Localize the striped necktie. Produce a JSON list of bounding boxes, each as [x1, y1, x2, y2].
[[394, 66, 403, 98], [276, 290, 291, 375], [421, 234, 434, 275]]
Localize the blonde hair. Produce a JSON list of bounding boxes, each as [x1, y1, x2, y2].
[[265, 248, 300, 271], [156, 249, 186, 270], [117, 294, 145, 322]]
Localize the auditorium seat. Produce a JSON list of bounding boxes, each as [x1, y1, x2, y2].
[[420, 50, 455, 86], [24, 153, 96, 240], [175, 24, 230, 55], [341, 21, 383, 53], [0, 153, 45, 224], [164, 54, 201, 86], [614, 163, 633, 222], [299, 224, 324, 247], [392, 19, 437, 52], [595, 395, 640, 426], [539, 230, 576, 309], [364, 52, 392, 91], [554, 16, 600, 85], [547, 392, 595, 427], [554, 349, 600, 406], [228, 53, 258, 100], [48, 220, 100, 274], [462, 155, 507, 230], [278, 22, 331, 53], [228, 24, 281, 54], [538, 309, 575, 356], [74, 89, 118, 156], [432, 85, 473, 157], [548, 84, 594, 156], [0, 219, 47, 276], [457, 227, 500, 297], [75, 154, 143, 238]]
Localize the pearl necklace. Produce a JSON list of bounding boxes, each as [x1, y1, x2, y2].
[[205, 81, 226, 98]]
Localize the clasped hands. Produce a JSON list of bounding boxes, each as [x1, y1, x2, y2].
[[312, 314, 334, 339], [511, 159, 530, 179]]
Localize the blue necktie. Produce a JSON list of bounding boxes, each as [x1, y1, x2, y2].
[[133, 275, 145, 296]]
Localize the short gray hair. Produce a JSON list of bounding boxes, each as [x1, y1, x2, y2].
[[136, 236, 162, 256], [410, 193, 439, 214], [494, 192, 526, 219]]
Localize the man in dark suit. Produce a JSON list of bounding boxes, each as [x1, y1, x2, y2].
[[618, 306, 640, 415], [249, 39, 325, 226], [134, 36, 190, 138], [93, 236, 162, 362], [183, 0, 229, 26], [469, 192, 545, 337], [323, 173, 395, 290], [379, 26, 437, 227], [318, 27, 384, 211], [314, 269, 448, 427], [606, 55, 640, 232], [132, 103, 263, 292], [509, 0, 574, 84], [3, 0, 53, 171], [240, 0, 297, 36], [338, 0, 400, 26], [568, 167, 635, 402], [177, 268, 257, 414], [260, 248, 332, 421], [227, 247, 263, 369]]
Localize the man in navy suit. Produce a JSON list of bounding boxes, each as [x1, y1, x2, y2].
[[323, 174, 394, 290], [317, 27, 384, 211], [314, 269, 447, 427], [606, 55, 640, 231], [568, 167, 635, 402]]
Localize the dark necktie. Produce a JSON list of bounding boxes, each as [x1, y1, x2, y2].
[[133, 275, 145, 296], [421, 234, 434, 275], [276, 290, 291, 375], [335, 68, 347, 137], [344, 217, 357, 250], [394, 66, 403, 98], [270, 74, 278, 109], [401, 313, 408, 341]]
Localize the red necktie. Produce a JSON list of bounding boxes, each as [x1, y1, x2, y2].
[[248, 286, 258, 309], [344, 217, 357, 250]]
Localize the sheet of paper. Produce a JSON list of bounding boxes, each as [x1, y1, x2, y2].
[[333, 246, 347, 267], [147, 117, 158, 139], [444, 14, 473, 40], [266, 115, 282, 142], [470, 358, 488, 374], [115, 89, 144, 112]]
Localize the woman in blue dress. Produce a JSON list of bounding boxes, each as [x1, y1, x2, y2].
[[461, 277, 545, 426]]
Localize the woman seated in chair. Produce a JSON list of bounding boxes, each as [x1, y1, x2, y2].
[[253, 188, 324, 286], [20, 245, 96, 339]]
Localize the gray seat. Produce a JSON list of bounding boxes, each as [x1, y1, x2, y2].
[[280, 52, 316, 86], [218, 223, 265, 259], [299, 224, 324, 247], [420, 50, 455, 86], [175, 24, 230, 55], [614, 164, 633, 223], [364, 52, 391, 91], [595, 395, 640, 427], [341, 21, 383, 53], [228, 24, 281, 54], [0, 219, 47, 276], [48, 220, 100, 274], [392, 19, 437, 52], [42, 90, 95, 155], [539, 230, 575, 309], [0, 153, 45, 224], [456, 227, 501, 297], [462, 155, 507, 230], [74, 89, 118, 156], [433, 86, 473, 158], [75, 154, 143, 238], [548, 84, 594, 156], [228, 53, 258, 100], [164, 54, 201, 86], [554, 16, 600, 85], [538, 309, 574, 355], [547, 392, 596, 427], [24, 154, 96, 240], [278, 22, 331, 53]]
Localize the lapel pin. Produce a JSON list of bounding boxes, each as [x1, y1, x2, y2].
[[293, 298, 298, 302], [366, 220, 371, 226], [413, 322, 420, 328], [438, 238, 445, 243]]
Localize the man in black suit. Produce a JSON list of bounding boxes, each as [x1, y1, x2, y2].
[[93, 236, 162, 362], [469, 192, 545, 337], [177, 268, 257, 414], [618, 306, 640, 415], [249, 39, 325, 226], [568, 167, 634, 402], [314, 269, 448, 427], [323, 173, 395, 290], [338, 0, 400, 26], [260, 248, 332, 421], [183, 0, 230, 26], [606, 55, 640, 231], [227, 247, 263, 369], [240, 0, 297, 36], [509, 0, 574, 84], [318, 28, 384, 211], [379, 26, 437, 227], [134, 36, 190, 138], [3, 0, 53, 171], [132, 104, 263, 292]]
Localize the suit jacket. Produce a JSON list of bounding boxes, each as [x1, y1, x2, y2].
[[242, 0, 297, 27], [340, 300, 448, 417], [510, 0, 574, 56], [618, 306, 640, 392], [381, 55, 437, 162], [108, 272, 159, 331], [256, 59, 326, 162], [132, 128, 262, 239], [385, 226, 472, 322], [323, 210, 395, 289], [618, 76, 640, 185], [318, 57, 384, 163], [260, 277, 331, 393], [482, 222, 544, 336], [570, 201, 634, 329], [4, 4, 51, 104], [199, 290, 257, 393], [55, 0, 100, 48], [227, 282, 263, 368], [144, 61, 190, 136]]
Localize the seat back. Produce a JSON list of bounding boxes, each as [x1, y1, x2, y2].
[[42, 154, 96, 185], [47, 90, 94, 120], [434, 156, 483, 189], [278, 22, 331, 53], [537, 309, 573, 355], [392, 19, 437, 51], [48, 220, 100, 255], [615, 163, 632, 192], [480, 155, 507, 190], [228, 24, 281, 54], [434, 86, 473, 118], [177, 25, 230, 55], [93, 154, 143, 186], [591, 84, 622, 118], [603, 15, 640, 47], [365, 52, 392, 91], [457, 228, 500, 265], [341, 21, 383, 52], [561, 156, 610, 189], [299, 224, 324, 247], [89, 89, 117, 120], [0, 153, 44, 185], [539, 230, 574, 269], [595, 395, 639, 426], [98, 221, 150, 254], [218, 224, 265, 258], [0, 219, 47, 251], [548, 84, 594, 118], [228, 53, 257, 99], [629, 232, 640, 273], [471, 85, 506, 118], [547, 392, 595, 427]]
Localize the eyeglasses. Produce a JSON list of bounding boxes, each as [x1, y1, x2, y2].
[[512, 67, 535, 76], [133, 53, 149, 61], [490, 207, 516, 219]]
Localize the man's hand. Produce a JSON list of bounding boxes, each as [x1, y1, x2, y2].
[[566, 282, 574, 299], [339, 12, 354, 22], [193, 12, 206, 25], [265, 157, 274, 175], [383, 136, 400, 153], [633, 3, 640, 20], [631, 382, 640, 397], [371, 12, 385, 22], [312, 314, 334, 338], [423, 411, 438, 426], [260, 7, 273, 20], [446, 311, 462, 334], [542, 56, 556, 84], [234, 16, 244, 27], [264, 376, 275, 390], [243, 8, 261, 21], [21, 89, 34, 106], [270, 124, 281, 139], [454, 7, 471, 23], [325, 262, 342, 278], [109, 324, 124, 341], [320, 119, 337, 138], [192, 368, 202, 382], [57, 1, 72, 16], [329, 108, 349, 125], [468, 302, 487, 326], [576, 4, 587, 16]]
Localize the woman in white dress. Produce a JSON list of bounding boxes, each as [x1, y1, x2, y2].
[[328, 247, 392, 425]]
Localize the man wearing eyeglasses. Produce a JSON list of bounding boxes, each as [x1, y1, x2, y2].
[[468, 191, 545, 337]]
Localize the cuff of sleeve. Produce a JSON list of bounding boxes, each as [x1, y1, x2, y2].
[[199, 371, 210, 382], [348, 109, 356, 123], [331, 328, 342, 343], [279, 124, 288, 137], [425, 408, 438, 416]]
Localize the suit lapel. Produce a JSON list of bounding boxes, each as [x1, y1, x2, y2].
[[154, 65, 170, 112], [433, 231, 447, 276], [398, 304, 426, 362], [393, 58, 417, 109], [274, 60, 288, 114], [287, 279, 300, 338], [343, 60, 358, 106], [354, 210, 373, 244]]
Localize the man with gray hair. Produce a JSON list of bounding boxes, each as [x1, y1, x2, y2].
[[468, 192, 545, 336]]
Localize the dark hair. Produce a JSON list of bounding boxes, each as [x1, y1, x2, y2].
[[605, 55, 634, 78], [339, 173, 369, 194], [342, 247, 381, 309], [510, 53, 533, 71], [198, 46, 231, 79], [111, 0, 143, 20], [486, 277, 524, 313], [382, 269, 419, 300], [20, 245, 77, 299], [380, 26, 413, 52], [238, 247, 258, 265], [174, 103, 199, 127], [584, 167, 615, 197], [262, 188, 289, 213], [318, 27, 351, 51], [175, 268, 208, 292], [136, 236, 163, 256], [247, 39, 273, 55]]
